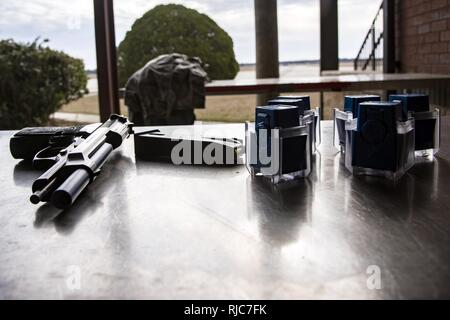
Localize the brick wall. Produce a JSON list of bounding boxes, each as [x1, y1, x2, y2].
[[397, 0, 450, 74], [396, 0, 450, 109]]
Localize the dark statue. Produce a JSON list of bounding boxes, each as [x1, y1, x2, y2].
[[125, 53, 208, 126]]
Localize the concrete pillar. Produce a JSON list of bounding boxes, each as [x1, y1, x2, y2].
[[254, 0, 280, 106], [383, 0, 396, 73], [93, 0, 120, 122], [320, 0, 339, 72]]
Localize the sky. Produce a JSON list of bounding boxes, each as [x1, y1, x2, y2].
[[0, 0, 382, 70]]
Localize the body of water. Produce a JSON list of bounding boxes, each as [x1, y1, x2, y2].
[[87, 62, 356, 94]]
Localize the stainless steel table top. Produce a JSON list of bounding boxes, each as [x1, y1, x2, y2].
[[1, 120, 449, 299]]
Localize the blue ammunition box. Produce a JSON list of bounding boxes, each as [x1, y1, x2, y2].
[[268, 97, 317, 156], [255, 105, 306, 174], [344, 95, 381, 118], [352, 101, 402, 172], [389, 94, 429, 119], [268, 99, 310, 115], [256, 105, 300, 130], [269, 95, 320, 152], [269, 96, 311, 115], [277, 95, 311, 107], [334, 95, 381, 148], [389, 94, 438, 152]]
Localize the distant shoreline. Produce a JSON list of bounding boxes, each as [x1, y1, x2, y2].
[[239, 58, 357, 67], [85, 59, 362, 75], [86, 60, 360, 92]]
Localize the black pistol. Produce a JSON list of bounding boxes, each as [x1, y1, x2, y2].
[[10, 115, 133, 209]]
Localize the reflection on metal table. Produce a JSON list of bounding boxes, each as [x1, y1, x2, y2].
[[1, 120, 450, 299]]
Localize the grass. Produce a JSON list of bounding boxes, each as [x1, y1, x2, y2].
[[59, 91, 362, 123], [61, 90, 448, 124], [60, 95, 128, 115]]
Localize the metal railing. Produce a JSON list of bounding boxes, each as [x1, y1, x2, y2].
[[354, 2, 384, 71]]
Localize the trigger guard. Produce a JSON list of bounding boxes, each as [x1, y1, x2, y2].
[[33, 146, 63, 169]]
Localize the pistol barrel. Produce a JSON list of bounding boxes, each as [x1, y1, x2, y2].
[[51, 169, 90, 209]]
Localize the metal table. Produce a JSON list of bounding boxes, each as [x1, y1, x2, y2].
[[1, 120, 449, 299]]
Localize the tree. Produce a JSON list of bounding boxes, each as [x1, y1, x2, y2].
[[0, 39, 88, 129], [118, 4, 240, 86]]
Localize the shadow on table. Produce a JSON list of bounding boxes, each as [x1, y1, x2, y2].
[[345, 156, 449, 223], [242, 150, 323, 248], [135, 156, 243, 178], [13, 160, 44, 187], [246, 176, 313, 248]]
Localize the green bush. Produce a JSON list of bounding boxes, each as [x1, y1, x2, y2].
[[0, 39, 88, 129], [118, 4, 240, 86]]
